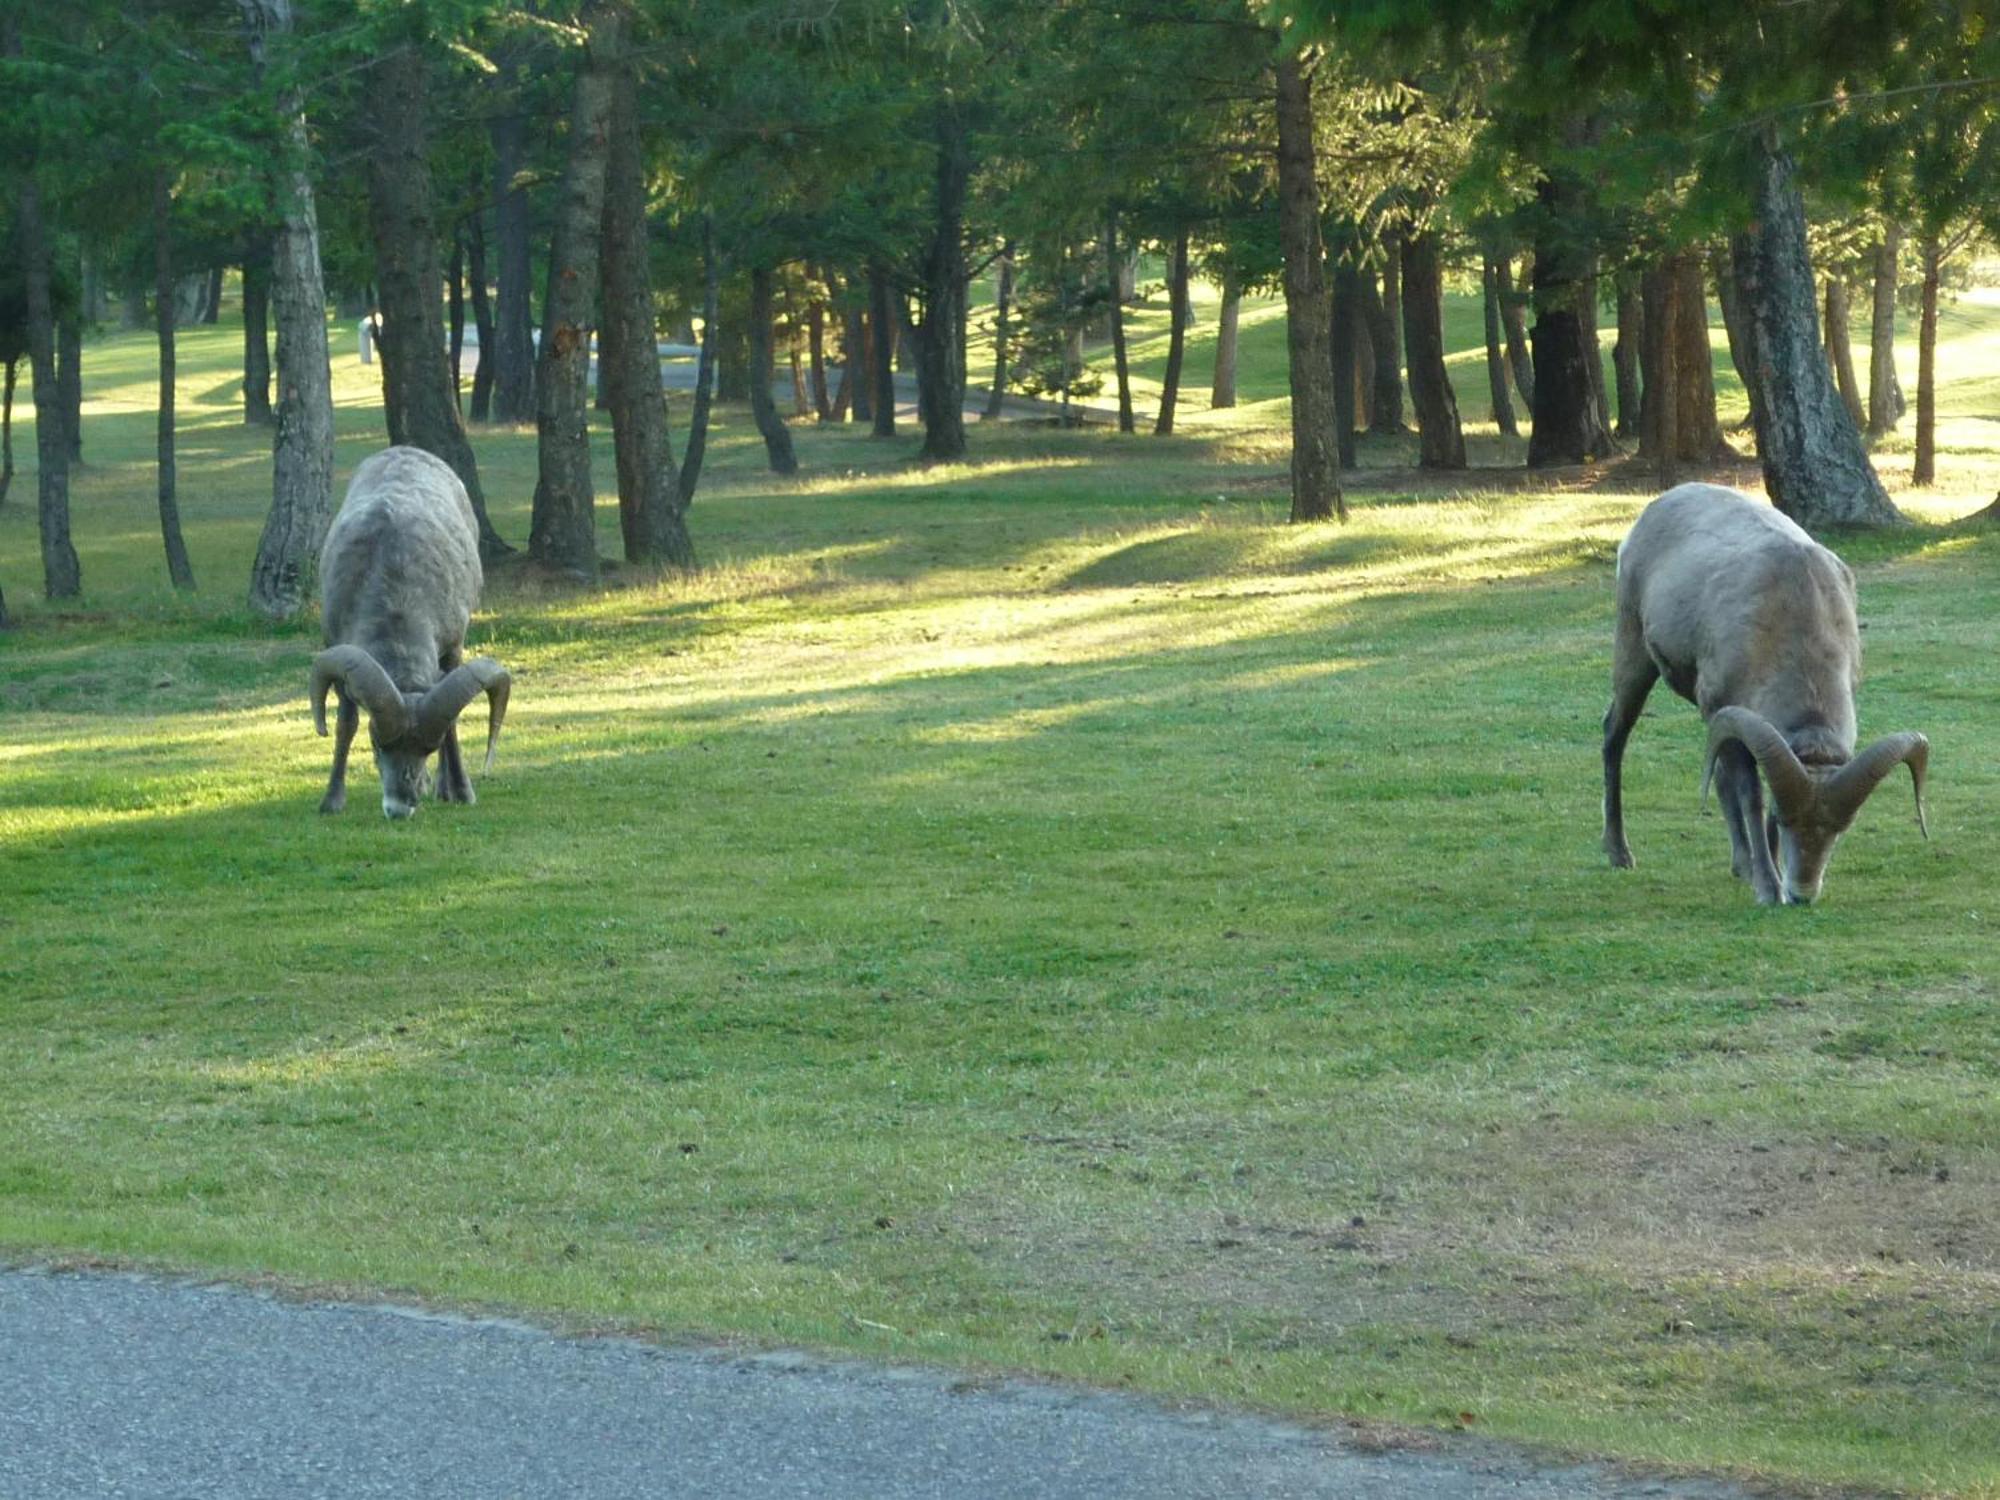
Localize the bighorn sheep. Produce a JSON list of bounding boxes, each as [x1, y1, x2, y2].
[[1602, 483, 1927, 904], [310, 447, 510, 819]]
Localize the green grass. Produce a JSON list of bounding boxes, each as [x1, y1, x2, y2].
[[3, 305, 2000, 1498]]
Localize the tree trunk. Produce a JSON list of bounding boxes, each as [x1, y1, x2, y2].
[[1823, 276, 1865, 430], [238, 0, 336, 619], [1611, 272, 1641, 441], [528, 4, 622, 576], [917, 100, 971, 460], [1274, 54, 1343, 522], [747, 266, 799, 475], [240, 247, 274, 426], [1914, 234, 1940, 487], [56, 309, 82, 465], [1105, 213, 1135, 434], [153, 169, 196, 591], [1495, 252, 1534, 408], [1329, 260, 1360, 469], [447, 230, 467, 409], [367, 41, 508, 559], [466, 199, 496, 421], [1351, 290, 1374, 430], [8, 23, 80, 599], [1578, 274, 1611, 446], [1155, 227, 1191, 436], [846, 293, 870, 424], [201, 264, 223, 325], [807, 287, 831, 421], [1483, 253, 1519, 437], [1401, 230, 1465, 469], [1867, 224, 1903, 438], [1733, 135, 1901, 525], [678, 218, 719, 503], [1670, 253, 1727, 463], [1379, 228, 1405, 418], [489, 59, 537, 424], [1211, 273, 1241, 409], [984, 241, 1013, 419], [1712, 247, 1763, 435], [1525, 174, 1613, 468], [1, 360, 15, 508], [1358, 269, 1402, 434], [600, 59, 693, 568], [1649, 258, 1680, 488], [868, 263, 896, 437]]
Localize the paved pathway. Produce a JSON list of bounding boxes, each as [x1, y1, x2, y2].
[[0, 1267, 1762, 1499]]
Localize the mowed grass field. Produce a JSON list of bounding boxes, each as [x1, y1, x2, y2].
[[2, 287, 1998, 1496]]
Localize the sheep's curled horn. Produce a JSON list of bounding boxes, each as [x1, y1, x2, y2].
[[1701, 705, 1929, 837], [311, 647, 511, 770]]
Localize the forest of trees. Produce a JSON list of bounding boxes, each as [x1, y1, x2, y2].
[[3, 0, 1998, 628]]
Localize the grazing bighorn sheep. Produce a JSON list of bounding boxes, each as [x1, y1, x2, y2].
[[1602, 483, 1927, 904], [310, 447, 510, 819]]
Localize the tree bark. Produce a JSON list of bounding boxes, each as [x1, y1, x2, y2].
[[1713, 247, 1763, 434], [1914, 234, 1940, 487], [1611, 272, 1641, 441], [1155, 227, 1191, 436], [1358, 269, 1402, 434], [153, 169, 196, 591], [447, 230, 466, 408], [1866, 224, 1903, 437], [241, 246, 274, 425], [1495, 252, 1534, 408], [747, 266, 799, 475], [56, 308, 82, 464], [985, 241, 1013, 419], [1483, 253, 1519, 438], [1104, 213, 1135, 434], [1525, 174, 1613, 468], [1211, 273, 1240, 410], [807, 285, 831, 421], [1351, 290, 1374, 430], [1823, 276, 1865, 430], [846, 292, 871, 424], [917, 100, 970, 460], [528, 5, 622, 576], [1578, 274, 1611, 447], [1401, 230, 1465, 469], [868, 263, 896, 437], [239, 0, 336, 619], [489, 58, 537, 424], [1649, 258, 1680, 488], [1733, 136, 1901, 525], [600, 58, 693, 568], [201, 264, 223, 326], [1329, 259, 1360, 469], [466, 199, 496, 421], [1, 360, 15, 508], [1274, 55, 1343, 522], [678, 218, 719, 503], [366, 41, 507, 559], [8, 21, 80, 599], [1671, 252, 1726, 463], [1379, 228, 1405, 416]]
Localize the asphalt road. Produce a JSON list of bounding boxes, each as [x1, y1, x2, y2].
[[0, 1266, 1761, 1499]]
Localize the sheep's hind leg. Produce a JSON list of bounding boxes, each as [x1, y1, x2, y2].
[[436, 724, 476, 805], [1602, 619, 1658, 869], [320, 692, 359, 814]]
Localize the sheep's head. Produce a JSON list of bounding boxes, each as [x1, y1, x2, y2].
[[1703, 707, 1928, 904], [310, 646, 510, 819]]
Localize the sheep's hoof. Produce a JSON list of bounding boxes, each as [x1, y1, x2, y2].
[[1605, 841, 1634, 870], [319, 792, 346, 815]]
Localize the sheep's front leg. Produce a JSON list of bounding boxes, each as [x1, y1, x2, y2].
[[435, 723, 476, 805], [320, 691, 359, 814], [1714, 744, 1781, 904], [1602, 618, 1659, 869]]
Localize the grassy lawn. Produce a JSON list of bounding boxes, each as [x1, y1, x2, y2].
[[2, 299, 1998, 1497]]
